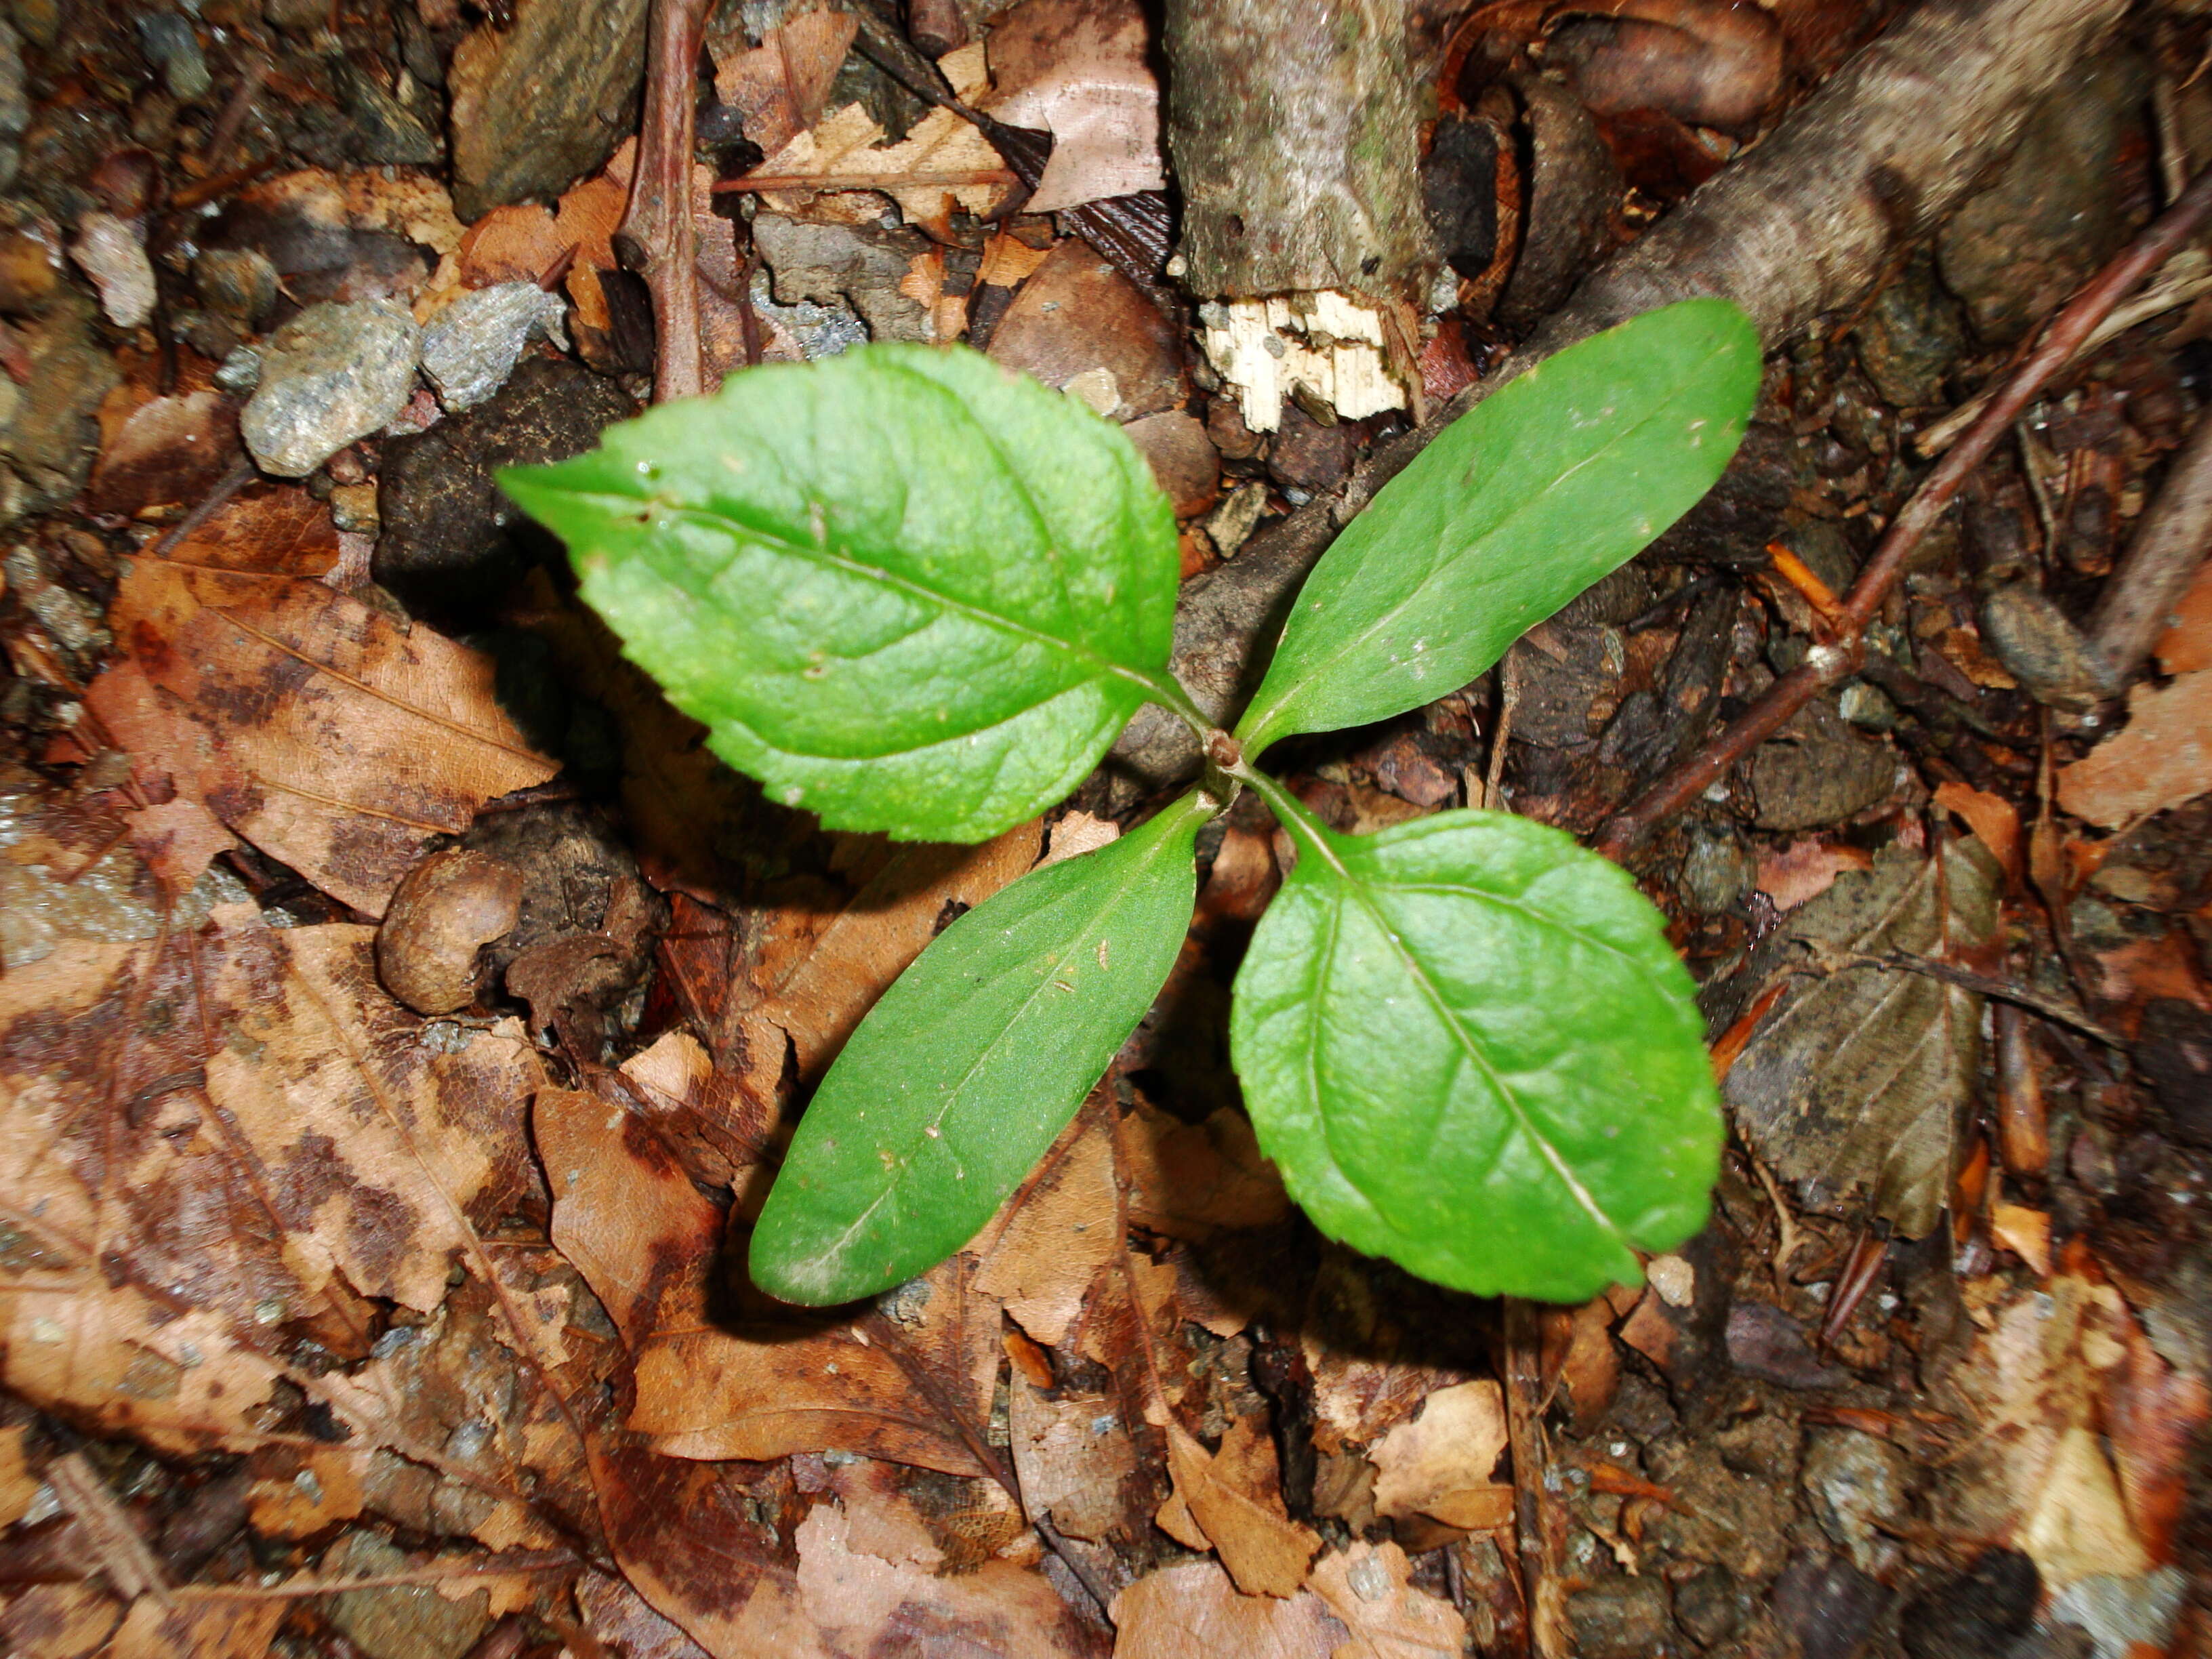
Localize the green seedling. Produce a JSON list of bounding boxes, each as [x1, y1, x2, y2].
[[501, 300, 1760, 1306]]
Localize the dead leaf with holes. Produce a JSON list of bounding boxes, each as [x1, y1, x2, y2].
[[0, 907, 549, 1460], [747, 45, 1015, 234], [1008, 1380, 1141, 1543], [1723, 839, 2002, 1235], [538, 1078, 1003, 1475], [85, 529, 557, 917]]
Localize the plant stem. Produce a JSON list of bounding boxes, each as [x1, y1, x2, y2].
[[1132, 667, 1224, 747], [1228, 762, 1348, 876]]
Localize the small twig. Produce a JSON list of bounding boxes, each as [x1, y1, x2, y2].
[[713, 167, 1020, 194], [2087, 399, 2212, 682], [146, 457, 256, 560], [174, 1551, 575, 1600], [619, 0, 716, 402], [47, 1453, 173, 1608], [1501, 1299, 1572, 1659], [1483, 648, 1519, 811], [1597, 161, 2212, 861]]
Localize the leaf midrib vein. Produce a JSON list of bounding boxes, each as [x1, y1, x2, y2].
[[1250, 344, 1731, 741]]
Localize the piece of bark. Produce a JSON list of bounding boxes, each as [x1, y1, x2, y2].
[[1111, 0, 2128, 792], [1162, 0, 1435, 299]]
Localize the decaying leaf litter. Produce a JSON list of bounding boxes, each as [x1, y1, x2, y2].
[[0, 0, 2209, 1653]]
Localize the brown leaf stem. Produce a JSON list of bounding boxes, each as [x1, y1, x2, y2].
[[619, 0, 716, 402], [1595, 161, 2212, 860]]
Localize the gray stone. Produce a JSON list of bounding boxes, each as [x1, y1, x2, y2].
[[68, 211, 156, 328], [1752, 696, 1901, 830], [195, 246, 280, 326], [0, 291, 120, 518], [1680, 826, 1753, 915], [334, 57, 444, 168], [1938, 52, 2148, 344], [2048, 1567, 2185, 1659], [241, 299, 422, 477], [422, 283, 569, 411], [214, 346, 262, 394], [0, 20, 24, 188], [1674, 1567, 1750, 1648], [752, 211, 935, 345], [1801, 1427, 1914, 1574], [1568, 1577, 1678, 1659], [137, 13, 211, 102], [1979, 583, 2118, 712], [1853, 250, 1965, 409], [326, 1534, 493, 1659], [448, 0, 649, 222]]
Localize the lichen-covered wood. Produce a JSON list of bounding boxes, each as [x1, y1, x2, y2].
[[1163, 0, 1434, 300]]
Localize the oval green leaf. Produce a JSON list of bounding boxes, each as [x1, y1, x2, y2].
[[1235, 300, 1761, 756], [1229, 808, 1721, 1300], [751, 792, 1210, 1305], [499, 344, 1181, 842]]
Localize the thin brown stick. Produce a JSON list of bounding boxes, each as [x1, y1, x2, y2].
[[619, 0, 715, 402], [2087, 399, 2212, 682], [1596, 161, 2212, 860], [48, 1453, 174, 1607]]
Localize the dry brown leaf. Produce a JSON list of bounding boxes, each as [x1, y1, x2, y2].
[[977, 229, 1054, 290], [458, 169, 626, 331], [0, 909, 548, 1453], [1109, 1561, 1347, 1659], [750, 45, 1012, 232], [748, 819, 1044, 1080], [712, 9, 860, 155], [2156, 556, 2212, 674], [87, 548, 556, 917], [1008, 1382, 1139, 1543], [1118, 1097, 1290, 1238], [1306, 1540, 1467, 1659], [1933, 780, 2022, 880], [0, 1425, 36, 1527], [1368, 1380, 1511, 1530], [1754, 838, 1873, 910], [1161, 1416, 1319, 1597], [110, 1597, 285, 1659], [972, 1114, 1118, 1347], [790, 1498, 1095, 1656], [2057, 670, 2212, 827], [0, 1585, 126, 1658], [87, 386, 239, 519], [980, 0, 1165, 212], [539, 1067, 1004, 1475]]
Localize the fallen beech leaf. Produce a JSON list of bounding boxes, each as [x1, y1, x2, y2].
[[1109, 1561, 1347, 1659], [539, 1072, 1002, 1474], [87, 386, 239, 518], [1725, 841, 2002, 1236], [1008, 1382, 1139, 1542], [1307, 1540, 1469, 1658], [2156, 558, 2212, 674], [1162, 1417, 1319, 1597], [981, 0, 1166, 213], [87, 542, 558, 916], [712, 9, 860, 155], [459, 169, 627, 332], [1369, 1380, 1511, 1529], [2057, 671, 2212, 827], [972, 1114, 1118, 1346], [748, 46, 1013, 234], [0, 911, 548, 1452], [792, 1499, 1094, 1656], [1989, 1202, 2051, 1276]]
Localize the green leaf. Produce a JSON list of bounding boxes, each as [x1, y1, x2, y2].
[[750, 792, 1210, 1305], [1235, 300, 1761, 756], [1229, 808, 1721, 1300], [499, 344, 1181, 842]]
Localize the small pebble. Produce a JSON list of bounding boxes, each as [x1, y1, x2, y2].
[[136, 13, 211, 102], [213, 346, 262, 394], [1979, 582, 2118, 712], [68, 211, 156, 329], [329, 481, 379, 535], [194, 247, 279, 326], [241, 298, 421, 477], [420, 283, 569, 411]]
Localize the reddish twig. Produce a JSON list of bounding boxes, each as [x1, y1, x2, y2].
[[1597, 161, 2212, 860], [618, 0, 716, 402]]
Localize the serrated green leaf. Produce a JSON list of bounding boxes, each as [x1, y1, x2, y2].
[[1229, 808, 1721, 1300], [499, 344, 1181, 842], [750, 792, 1210, 1305], [1235, 300, 1761, 756]]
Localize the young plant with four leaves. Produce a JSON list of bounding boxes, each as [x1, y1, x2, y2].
[[501, 299, 1760, 1307]]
